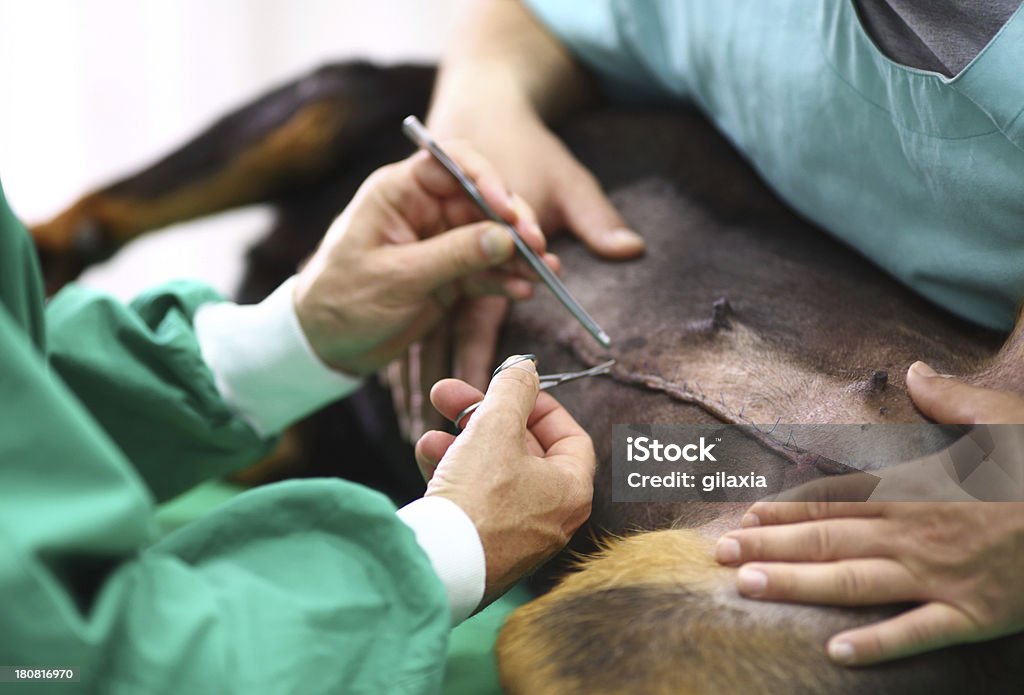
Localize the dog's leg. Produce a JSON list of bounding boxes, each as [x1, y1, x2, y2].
[[31, 62, 436, 291]]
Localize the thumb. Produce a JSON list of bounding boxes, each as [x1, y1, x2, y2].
[[469, 355, 540, 437], [394, 221, 515, 292], [556, 160, 645, 259], [906, 361, 1009, 424]]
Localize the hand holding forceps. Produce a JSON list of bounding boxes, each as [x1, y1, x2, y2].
[[452, 355, 616, 431], [402, 116, 612, 349]]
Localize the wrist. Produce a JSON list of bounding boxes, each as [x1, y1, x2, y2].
[[397, 495, 486, 625], [291, 265, 376, 377], [431, 0, 593, 129], [194, 276, 363, 436], [428, 68, 537, 137], [424, 489, 537, 606], [290, 303, 415, 380]]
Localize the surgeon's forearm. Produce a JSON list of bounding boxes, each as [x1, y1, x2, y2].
[[428, 0, 596, 133]]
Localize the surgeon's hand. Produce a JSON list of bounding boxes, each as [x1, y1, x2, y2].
[[415, 356, 596, 602], [393, 106, 636, 420], [387, 297, 511, 440], [715, 361, 1024, 666], [411, 0, 644, 403], [386, 188, 549, 439], [420, 105, 640, 390], [292, 144, 556, 376]]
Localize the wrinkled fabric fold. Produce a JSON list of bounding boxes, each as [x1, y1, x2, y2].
[[526, 0, 1024, 331]]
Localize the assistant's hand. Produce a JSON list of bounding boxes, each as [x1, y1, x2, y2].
[[431, 103, 644, 260], [429, 0, 644, 258], [395, 103, 643, 413], [906, 360, 1024, 424], [293, 144, 556, 375], [400, 101, 641, 414], [410, 0, 642, 402], [716, 502, 1024, 666], [715, 361, 1024, 666], [415, 357, 596, 603]]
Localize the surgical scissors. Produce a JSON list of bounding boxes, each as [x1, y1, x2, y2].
[[452, 355, 616, 431]]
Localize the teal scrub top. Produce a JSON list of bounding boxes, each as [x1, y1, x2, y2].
[[527, 0, 1024, 332], [0, 181, 450, 694]]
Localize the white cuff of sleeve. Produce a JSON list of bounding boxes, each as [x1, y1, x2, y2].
[[194, 276, 363, 437], [397, 496, 486, 626]]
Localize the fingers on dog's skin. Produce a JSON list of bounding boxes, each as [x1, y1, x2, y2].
[[826, 602, 978, 666], [741, 501, 887, 528], [715, 519, 888, 565], [906, 360, 1023, 425], [734, 558, 918, 604], [553, 158, 644, 259]]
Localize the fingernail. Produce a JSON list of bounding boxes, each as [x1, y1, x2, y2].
[[829, 640, 856, 665], [494, 354, 537, 375], [509, 358, 537, 374], [715, 537, 741, 564], [910, 361, 954, 379], [482, 225, 513, 261], [910, 361, 937, 377], [737, 566, 768, 597], [610, 228, 644, 248], [741, 512, 760, 528]]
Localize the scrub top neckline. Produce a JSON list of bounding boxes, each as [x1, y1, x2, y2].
[[845, 0, 1024, 84], [822, 0, 1024, 141]]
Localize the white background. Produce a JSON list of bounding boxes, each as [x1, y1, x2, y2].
[[0, 0, 471, 297]]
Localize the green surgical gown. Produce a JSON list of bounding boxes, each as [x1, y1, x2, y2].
[[0, 181, 450, 694]]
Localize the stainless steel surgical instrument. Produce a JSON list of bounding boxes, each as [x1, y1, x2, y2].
[[401, 116, 612, 349], [452, 355, 616, 431]]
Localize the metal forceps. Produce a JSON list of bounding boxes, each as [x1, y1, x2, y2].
[[402, 115, 612, 349], [452, 355, 616, 431]]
